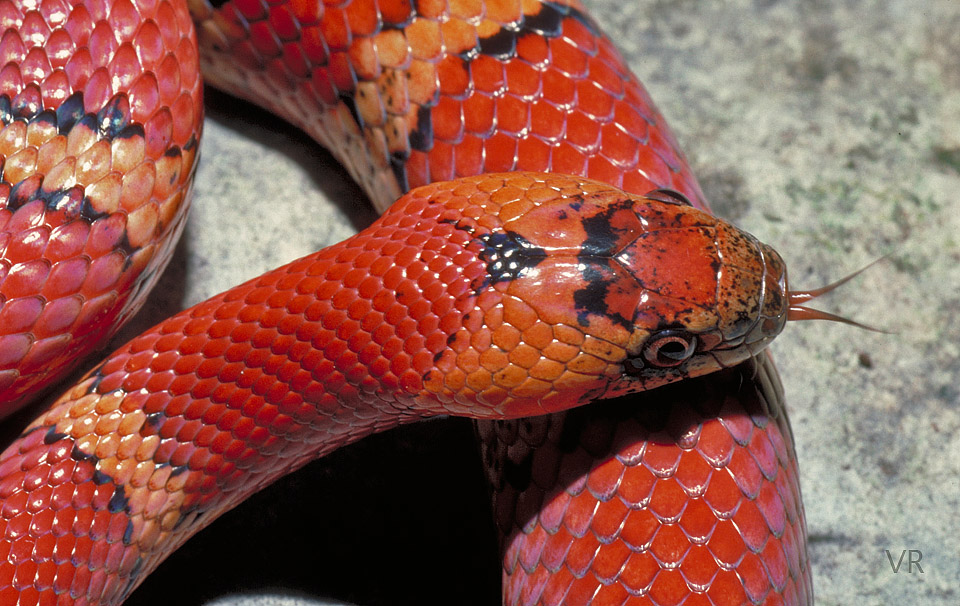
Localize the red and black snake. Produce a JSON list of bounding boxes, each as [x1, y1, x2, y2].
[[0, 0, 855, 603]]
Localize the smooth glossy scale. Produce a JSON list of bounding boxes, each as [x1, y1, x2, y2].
[[0, 1, 813, 605], [0, 0, 202, 411]]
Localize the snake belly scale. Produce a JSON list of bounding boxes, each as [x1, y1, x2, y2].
[[0, 0, 814, 604]]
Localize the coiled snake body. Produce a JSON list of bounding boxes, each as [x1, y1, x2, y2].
[[0, 0, 817, 604]]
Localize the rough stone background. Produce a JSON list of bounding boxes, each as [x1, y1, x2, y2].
[[50, 0, 958, 604]]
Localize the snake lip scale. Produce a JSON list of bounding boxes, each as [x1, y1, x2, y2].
[[0, 0, 870, 604]]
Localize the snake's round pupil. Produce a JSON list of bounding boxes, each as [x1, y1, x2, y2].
[[643, 331, 697, 367]]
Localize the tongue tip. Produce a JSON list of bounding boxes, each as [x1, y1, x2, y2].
[[787, 304, 894, 334]]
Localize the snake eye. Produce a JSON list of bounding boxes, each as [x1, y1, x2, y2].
[[643, 330, 698, 367]]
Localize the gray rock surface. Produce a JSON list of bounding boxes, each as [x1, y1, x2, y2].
[[84, 0, 959, 604]]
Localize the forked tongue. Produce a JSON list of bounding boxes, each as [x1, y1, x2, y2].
[[787, 256, 891, 333]]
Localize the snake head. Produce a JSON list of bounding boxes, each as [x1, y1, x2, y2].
[[600, 193, 791, 398], [411, 174, 791, 418], [506, 186, 791, 401]]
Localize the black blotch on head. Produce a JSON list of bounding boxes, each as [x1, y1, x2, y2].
[[570, 199, 640, 330], [572, 265, 632, 331], [475, 230, 547, 289], [92, 470, 112, 485], [578, 199, 633, 257]]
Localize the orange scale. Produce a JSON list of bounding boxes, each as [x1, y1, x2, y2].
[[673, 452, 714, 498], [462, 91, 494, 135], [736, 551, 773, 604], [21, 46, 54, 84], [747, 429, 781, 482], [599, 121, 640, 168], [753, 481, 787, 539], [648, 479, 687, 523], [611, 103, 651, 146], [232, 0, 267, 21], [319, 5, 353, 50], [576, 79, 615, 122], [469, 53, 504, 93], [0, 64, 23, 99], [549, 141, 587, 176], [586, 53, 625, 97], [726, 447, 763, 500], [759, 537, 791, 592], [678, 543, 720, 589], [516, 135, 552, 172], [482, 131, 518, 172], [267, 3, 301, 41], [529, 98, 565, 141], [677, 497, 720, 544], [516, 30, 549, 66], [564, 109, 600, 150], [547, 36, 587, 78], [514, 522, 549, 573], [646, 567, 689, 605], [20, 9, 52, 46], [562, 529, 600, 578], [717, 408, 755, 446], [0, 30, 26, 66], [731, 498, 771, 556], [504, 58, 540, 99], [647, 124, 683, 171], [590, 495, 629, 542]]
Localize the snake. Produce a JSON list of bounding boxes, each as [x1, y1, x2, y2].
[[0, 0, 858, 603]]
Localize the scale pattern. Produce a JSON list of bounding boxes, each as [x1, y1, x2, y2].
[[0, 0, 815, 604], [186, 0, 812, 601], [481, 355, 812, 605], [191, 0, 704, 212], [0, 0, 202, 412], [0, 173, 790, 605]]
